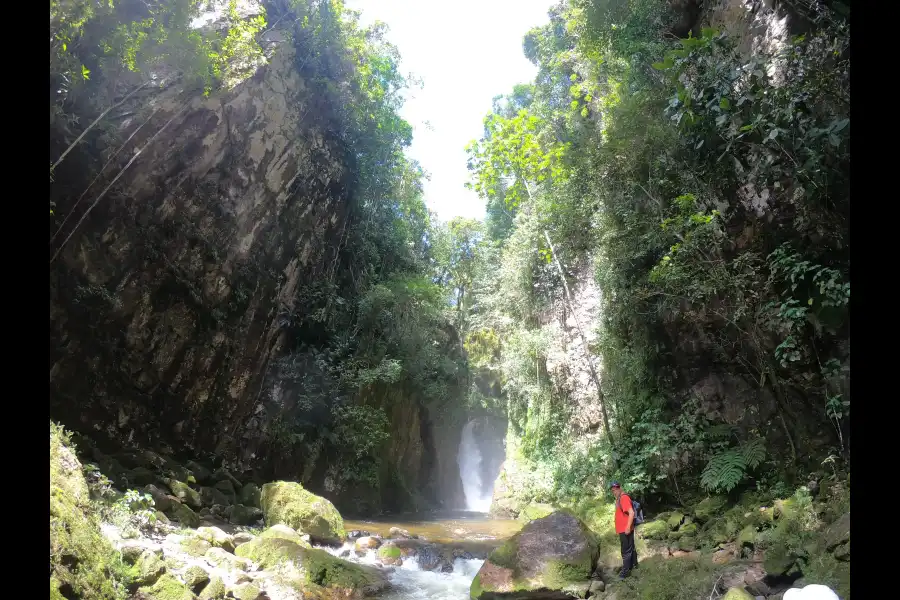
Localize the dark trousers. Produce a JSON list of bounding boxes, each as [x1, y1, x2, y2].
[[619, 531, 638, 573]]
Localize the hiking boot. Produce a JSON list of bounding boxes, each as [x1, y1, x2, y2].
[[618, 569, 630, 580]]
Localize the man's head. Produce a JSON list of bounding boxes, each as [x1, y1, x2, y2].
[[609, 481, 622, 499]]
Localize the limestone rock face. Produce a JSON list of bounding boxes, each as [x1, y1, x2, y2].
[[49, 36, 350, 463]]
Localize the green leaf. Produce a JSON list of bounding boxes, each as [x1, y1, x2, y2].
[[719, 97, 730, 110], [652, 62, 667, 70], [81, 65, 90, 80], [832, 118, 849, 133]]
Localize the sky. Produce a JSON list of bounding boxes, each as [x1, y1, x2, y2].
[[345, 0, 555, 222]]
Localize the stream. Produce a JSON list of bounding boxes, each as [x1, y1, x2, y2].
[[337, 511, 522, 599]]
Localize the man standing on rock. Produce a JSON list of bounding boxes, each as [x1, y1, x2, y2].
[[610, 481, 638, 579]]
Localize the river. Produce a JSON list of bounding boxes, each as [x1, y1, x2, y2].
[[330, 510, 522, 599]]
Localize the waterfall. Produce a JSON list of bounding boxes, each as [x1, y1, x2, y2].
[[457, 420, 493, 512]]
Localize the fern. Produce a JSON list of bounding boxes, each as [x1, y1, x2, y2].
[[701, 438, 767, 492], [701, 448, 745, 492]]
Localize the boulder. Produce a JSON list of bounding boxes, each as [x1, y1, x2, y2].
[[127, 550, 167, 589], [195, 526, 235, 552], [260, 523, 310, 547], [640, 519, 670, 540], [230, 504, 263, 525], [764, 544, 799, 577], [239, 483, 261, 508], [378, 542, 403, 566], [230, 582, 262, 600], [214, 479, 237, 500], [518, 502, 556, 523], [833, 540, 850, 561], [180, 537, 212, 558], [183, 566, 210, 592], [233, 531, 256, 546], [205, 547, 250, 571], [164, 479, 202, 509], [144, 484, 175, 512], [198, 576, 226, 600], [186, 461, 213, 484], [213, 468, 243, 490], [126, 467, 158, 487], [200, 486, 231, 508], [667, 512, 685, 530], [169, 501, 200, 528], [260, 481, 345, 544], [470, 510, 597, 599], [824, 512, 850, 551], [389, 526, 412, 538], [235, 537, 386, 595], [355, 536, 382, 551]]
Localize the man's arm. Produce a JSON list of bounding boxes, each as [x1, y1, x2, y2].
[[624, 496, 635, 533]]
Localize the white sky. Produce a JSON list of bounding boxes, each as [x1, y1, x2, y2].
[[345, 0, 554, 221]]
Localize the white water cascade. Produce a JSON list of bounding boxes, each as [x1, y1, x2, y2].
[[457, 420, 493, 512]]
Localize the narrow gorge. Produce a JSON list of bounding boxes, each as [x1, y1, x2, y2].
[[50, 1, 851, 599]]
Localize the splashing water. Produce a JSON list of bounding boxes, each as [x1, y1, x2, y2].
[[457, 421, 493, 512]]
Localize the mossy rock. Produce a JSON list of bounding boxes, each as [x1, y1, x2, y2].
[[259, 523, 310, 547], [126, 467, 158, 486], [235, 537, 385, 593], [169, 501, 200, 528], [471, 510, 597, 599], [205, 547, 250, 571], [737, 525, 757, 549], [183, 566, 210, 592], [722, 588, 754, 600], [260, 481, 345, 544], [774, 497, 799, 521], [180, 537, 212, 558], [165, 479, 202, 509], [137, 574, 196, 600], [693, 497, 728, 522], [127, 549, 167, 589], [517, 502, 556, 523], [764, 544, 799, 577], [676, 535, 698, 551], [195, 526, 235, 552], [239, 482, 261, 508], [640, 519, 670, 540], [197, 576, 226, 600], [230, 582, 261, 600], [824, 512, 850, 551], [378, 543, 402, 565], [213, 479, 236, 499], [667, 512, 685, 530], [680, 522, 698, 536], [230, 503, 263, 525], [213, 468, 243, 489], [50, 422, 128, 600]]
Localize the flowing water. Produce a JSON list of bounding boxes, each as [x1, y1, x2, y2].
[[457, 421, 494, 512]]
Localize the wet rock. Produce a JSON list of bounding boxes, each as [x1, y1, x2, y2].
[[378, 542, 403, 566], [469, 510, 597, 599], [389, 526, 411, 538], [164, 479, 202, 509], [340, 549, 351, 558], [230, 504, 263, 526], [260, 481, 345, 544], [200, 486, 231, 508], [347, 529, 372, 539], [417, 544, 444, 570], [354, 536, 382, 551], [196, 526, 235, 552], [239, 483, 261, 508], [137, 574, 195, 600], [144, 484, 175, 512], [183, 566, 210, 592]]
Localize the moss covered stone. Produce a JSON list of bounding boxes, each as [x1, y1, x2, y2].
[[667, 512, 685, 530], [517, 502, 556, 523], [640, 519, 670, 540], [138, 574, 196, 600], [205, 547, 250, 571], [378, 542, 402, 565], [694, 497, 728, 522], [764, 544, 798, 577], [195, 526, 235, 552], [259, 523, 310, 547], [230, 582, 261, 600], [198, 576, 226, 600], [180, 537, 212, 557], [50, 422, 128, 600], [470, 510, 597, 599], [230, 503, 263, 525], [680, 522, 698, 536], [165, 479, 202, 509], [183, 566, 210, 592], [169, 501, 200, 528], [186, 461, 212, 484], [260, 481, 346, 544], [199, 486, 231, 508], [127, 549, 167, 589], [737, 525, 757, 549]]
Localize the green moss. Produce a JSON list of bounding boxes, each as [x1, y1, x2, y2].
[[235, 537, 305, 568], [138, 574, 195, 600], [612, 555, 720, 600], [763, 544, 798, 576], [50, 422, 129, 600], [542, 556, 592, 589], [722, 588, 754, 600], [378, 544, 402, 559], [182, 565, 209, 591], [230, 503, 263, 525], [260, 481, 345, 543], [680, 522, 698, 536], [487, 538, 518, 569], [641, 519, 670, 540], [230, 582, 261, 600], [180, 537, 212, 557], [802, 547, 851, 599], [239, 483, 261, 508], [165, 479, 202, 509], [470, 571, 485, 599], [304, 547, 384, 589], [127, 550, 167, 588], [259, 524, 310, 547], [737, 525, 757, 549], [518, 502, 555, 523], [667, 512, 685, 529], [198, 576, 226, 600], [693, 497, 727, 522], [170, 502, 200, 528]]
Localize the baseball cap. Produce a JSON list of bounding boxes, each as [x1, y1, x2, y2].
[[609, 481, 621, 489]]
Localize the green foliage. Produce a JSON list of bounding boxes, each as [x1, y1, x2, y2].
[[701, 438, 766, 493]]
